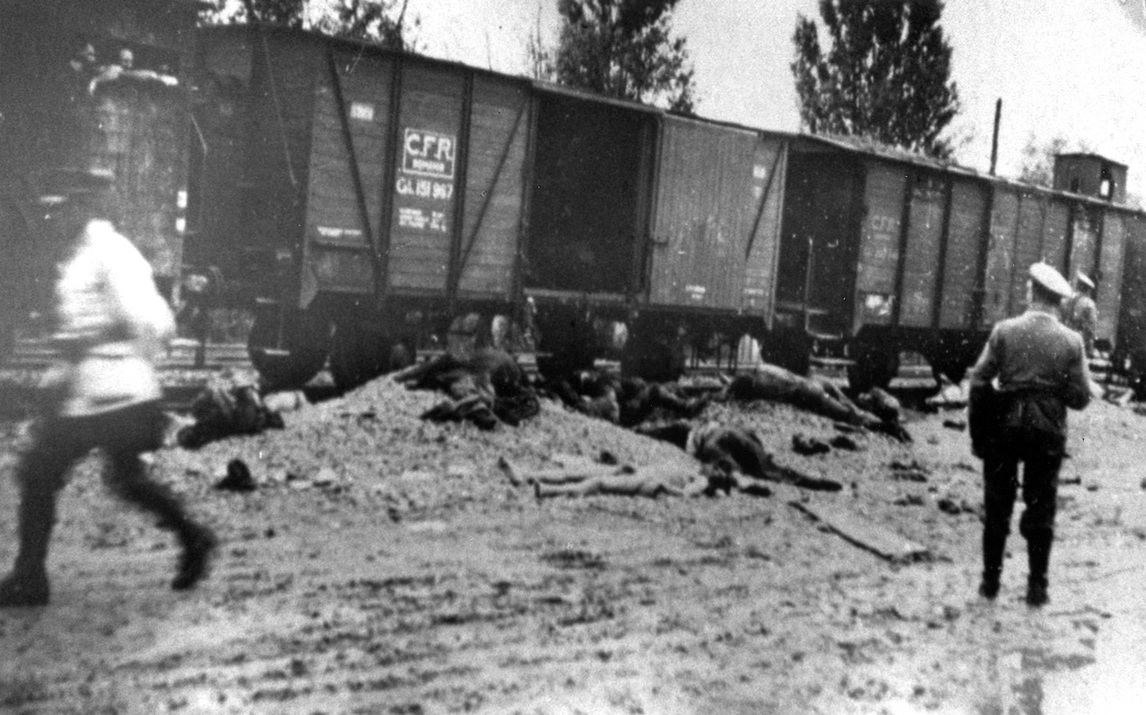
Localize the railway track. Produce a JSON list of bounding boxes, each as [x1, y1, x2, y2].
[[0, 338, 254, 415], [1, 338, 948, 412], [3, 337, 252, 372]]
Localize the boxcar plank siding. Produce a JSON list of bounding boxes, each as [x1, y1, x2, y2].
[[1043, 200, 1071, 274], [457, 76, 528, 299], [247, 39, 316, 279], [1118, 215, 1146, 359], [899, 173, 945, 328], [310, 246, 374, 292], [387, 62, 464, 294], [88, 86, 186, 279], [1069, 204, 1100, 282], [1096, 212, 1126, 343], [938, 179, 987, 329], [1009, 193, 1046, 316], [649, 116, 757, 310], [981, 188, 1019, 326], [742, 137, 786, 317], [304, 50, 393, 294], [855, 163, 906, 327]]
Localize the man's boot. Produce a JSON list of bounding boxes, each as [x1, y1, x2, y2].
[[1026, 533, 1053, 607], [105, 455, 218, 592], [978, 527, 1007, 600], [0, 487, 58, 607], [172, 521, 217, 591]]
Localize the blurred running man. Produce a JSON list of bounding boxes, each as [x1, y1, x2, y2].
[[0, 168, 216, 607]]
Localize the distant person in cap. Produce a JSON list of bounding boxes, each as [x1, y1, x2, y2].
[[0, 168, 216, 607], [1065, 272, 1098, 357], [968, 261, 1091, 607]]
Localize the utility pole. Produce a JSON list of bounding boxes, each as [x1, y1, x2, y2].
[[989, 98, 1002, 175]]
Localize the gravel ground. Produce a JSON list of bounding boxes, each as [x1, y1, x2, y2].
[[1, 372, 1145, 714]]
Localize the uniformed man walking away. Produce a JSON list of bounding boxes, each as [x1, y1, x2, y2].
[[0, 169, 216, 607], [969, 262, 1091, 607]]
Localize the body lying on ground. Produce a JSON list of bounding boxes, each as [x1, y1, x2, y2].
[[637, 421, 843, 492], [720, 365, 911, 442], [177, 382, 285, 449], [390, 348, 539, 429], [498, 453, 771, 499], [545, 369, 708, 427]]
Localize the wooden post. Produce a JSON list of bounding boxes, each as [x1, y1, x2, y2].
[[989, 98, 1002, 176]]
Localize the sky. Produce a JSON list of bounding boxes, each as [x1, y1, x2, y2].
[[395, 0, 1146, 200]]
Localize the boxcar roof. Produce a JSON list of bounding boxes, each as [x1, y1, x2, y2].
[[198, 24, 1142, 217], [794, 132, 1143, 214]]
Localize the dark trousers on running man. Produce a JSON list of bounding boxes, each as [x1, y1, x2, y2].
[[1, 401, 214, 606], [981, 428, 1062, 600]]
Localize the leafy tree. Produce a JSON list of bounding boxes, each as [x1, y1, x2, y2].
[[526, 8, 555, 81], [1018, 134, 1070, 187], [791, 0, 960, 158], [546, 0, 696, 113], [200, 0, 419, 51]]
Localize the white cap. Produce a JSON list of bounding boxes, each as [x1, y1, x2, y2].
[[1029, 262, 1073, 298], [1076, 272, 1095, 290]]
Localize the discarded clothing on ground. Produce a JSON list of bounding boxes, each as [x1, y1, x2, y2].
[[177, 383, 285, 449], [392, 348, 540, 430], [721, 365, 911, 443], [636, 421, 844, 492]]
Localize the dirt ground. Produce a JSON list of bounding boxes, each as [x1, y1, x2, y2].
[[2, 370, 1146, 715]]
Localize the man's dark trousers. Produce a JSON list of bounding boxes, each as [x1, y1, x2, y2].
[[981, 428, 1062, 596], [4, 400, 211, 604]]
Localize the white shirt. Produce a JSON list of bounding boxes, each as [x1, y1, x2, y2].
[[51, 220, 174, 416]]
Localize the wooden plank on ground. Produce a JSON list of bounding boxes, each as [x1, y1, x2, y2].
[[789, 499, 931, 564]]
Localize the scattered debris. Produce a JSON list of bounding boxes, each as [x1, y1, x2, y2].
[[890, 459, 930, 483], [793, 433, 831, 456], [1103, 387, 1134, 407], [214, 458, 256, 492], [893, 494, 926, 507], [936, 497, 978, 516], [829, 434, 860, 451], [789, 500, 931, 563]]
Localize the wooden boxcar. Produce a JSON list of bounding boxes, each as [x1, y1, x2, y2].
[[520, 85, 787, 380], [0, 0, 200, 360], [774, 135, 1141, 390], [191, 24, 537, 386]]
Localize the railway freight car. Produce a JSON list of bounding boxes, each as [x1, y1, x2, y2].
[[190, 24, 534, 387], [0, 0, 201, 357], [189, 25, 789, 388], [775, 135, 1145, 391], [522, 85, 787, 382]]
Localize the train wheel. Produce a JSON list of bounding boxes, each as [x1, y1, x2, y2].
[[330, 326, 412, 391], [760, 334, 810, 376], [622, 328, 686, 382], [247, 308, 332, 389], [848, 345, 899, 393], [929, 360, 967, 389]]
